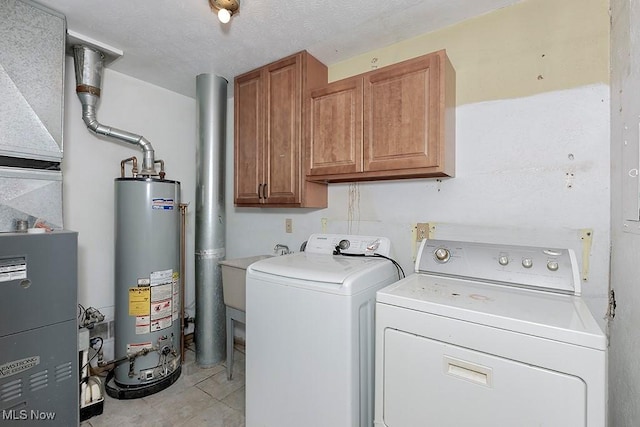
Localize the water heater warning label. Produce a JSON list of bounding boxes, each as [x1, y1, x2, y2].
[[129, 287, 151, 316], [135, 316, 151, 334], [152, 198, 174, 210], [150, 269, 173, 286], [151, 284, 172, 301], [127, 342, 152, 356], [151, 316, 172, 332], [172, 272, 180, 321], [150, 278, 173, 332], [151, 299, 172, 319]]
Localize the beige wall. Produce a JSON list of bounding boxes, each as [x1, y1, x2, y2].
[[226, 0, 611, 349], [329, 0, 609, 106]]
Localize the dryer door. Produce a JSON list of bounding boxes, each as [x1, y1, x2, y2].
[[382, 329, 586, 427]]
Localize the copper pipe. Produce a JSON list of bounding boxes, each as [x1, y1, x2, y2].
[[155, 159, 166, 180], [120, 157, 138, 178], [179, 203, 189, 363]]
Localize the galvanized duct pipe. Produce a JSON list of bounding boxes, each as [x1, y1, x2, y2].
[[195, 74, 227, 367], [72, 45, 157, 176]]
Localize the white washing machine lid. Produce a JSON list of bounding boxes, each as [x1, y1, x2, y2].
[[248, 252, 399, 294], [377, 274, 606, 351]]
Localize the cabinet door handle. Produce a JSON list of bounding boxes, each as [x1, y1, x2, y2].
[[258, 183, 263, 199], [262, 183, 268, 200]]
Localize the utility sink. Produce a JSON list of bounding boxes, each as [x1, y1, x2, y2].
[[220, 255, 272, 311]]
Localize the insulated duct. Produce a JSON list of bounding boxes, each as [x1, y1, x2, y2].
[[72, 45, 157, 176], [195, 74, 227, 367]]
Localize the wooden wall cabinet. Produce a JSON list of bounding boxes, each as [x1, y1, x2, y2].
[[234, 51, 328, 207], [307, 50, 455, 183]]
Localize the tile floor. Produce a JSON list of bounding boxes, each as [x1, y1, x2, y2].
[[80, 345, 246, 427]]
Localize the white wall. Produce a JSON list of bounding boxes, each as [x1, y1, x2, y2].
[[62, 56, 198, 354], [226, 84, 611, 325]]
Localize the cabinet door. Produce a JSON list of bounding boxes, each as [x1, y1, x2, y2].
[[308, 77, 363, 176], [264, 55, 301, 205], [234, 69, 264, 205], [363, 54, 441, 172]]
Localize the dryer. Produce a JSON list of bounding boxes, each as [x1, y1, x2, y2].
[[375, 239, 607, 427], [246, 234, 401, 427]]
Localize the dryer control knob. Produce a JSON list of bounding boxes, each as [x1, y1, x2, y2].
[[547, 261, 559, 271], [522, 258, 533, 268], [498, 255, 509, 266], [434, 248, 451, 263]]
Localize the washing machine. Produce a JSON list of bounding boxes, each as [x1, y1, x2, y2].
[[375, 239, 607, 427], [246, 234, 402, 427]]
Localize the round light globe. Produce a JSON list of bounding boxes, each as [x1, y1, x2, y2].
[[218, 8, 231, 23]]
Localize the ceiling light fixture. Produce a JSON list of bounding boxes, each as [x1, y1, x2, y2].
[[209, 0, 239, 24]]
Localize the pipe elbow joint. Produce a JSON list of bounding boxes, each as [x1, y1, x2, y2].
[[138, 137, 154, 153], [82, 116, 101, 133]]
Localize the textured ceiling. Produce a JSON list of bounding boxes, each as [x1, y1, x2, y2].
[[35, 0, 523, 98]]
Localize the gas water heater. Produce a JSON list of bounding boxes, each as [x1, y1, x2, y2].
[[111, 172, 182, 397], [72, 44, 182, 398]]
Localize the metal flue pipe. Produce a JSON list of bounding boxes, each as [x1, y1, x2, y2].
[[195, 74, 227, 367], [72, 45, 157, 176]]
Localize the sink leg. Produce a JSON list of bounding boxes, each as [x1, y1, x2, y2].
[[226, 307, 234, 380]]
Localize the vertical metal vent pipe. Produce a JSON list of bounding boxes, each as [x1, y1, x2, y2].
[[195, 74, 227, 367], [72, 45, 157, 176]]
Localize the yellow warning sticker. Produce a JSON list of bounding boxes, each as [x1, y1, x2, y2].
[[129, 287, 151, 316]]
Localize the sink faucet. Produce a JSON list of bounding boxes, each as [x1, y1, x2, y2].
[[274, 244, 290, 256]]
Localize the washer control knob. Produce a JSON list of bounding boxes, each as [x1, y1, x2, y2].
[[434, 248, 451, 263], [522, 258, 533, 268], [498, 255, 509, 266], [338, 239, 350, 250], [547, 261, 559, 271]]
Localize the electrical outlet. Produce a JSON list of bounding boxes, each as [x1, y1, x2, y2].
[[416, 223, 429, 242], [321, 218, 328, 233], [285, 218, 293, 233]]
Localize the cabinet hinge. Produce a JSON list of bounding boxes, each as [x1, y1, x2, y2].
[[606, 289, 617, 320]]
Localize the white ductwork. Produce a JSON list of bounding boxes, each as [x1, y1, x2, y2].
[[72, 45, 157, 176]]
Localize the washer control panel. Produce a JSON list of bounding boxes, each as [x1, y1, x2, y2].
[[305, 234, 391, 256], [416, 239, 581, 295]]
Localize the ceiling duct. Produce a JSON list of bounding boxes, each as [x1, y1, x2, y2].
[[71, 44, 157, 176]]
